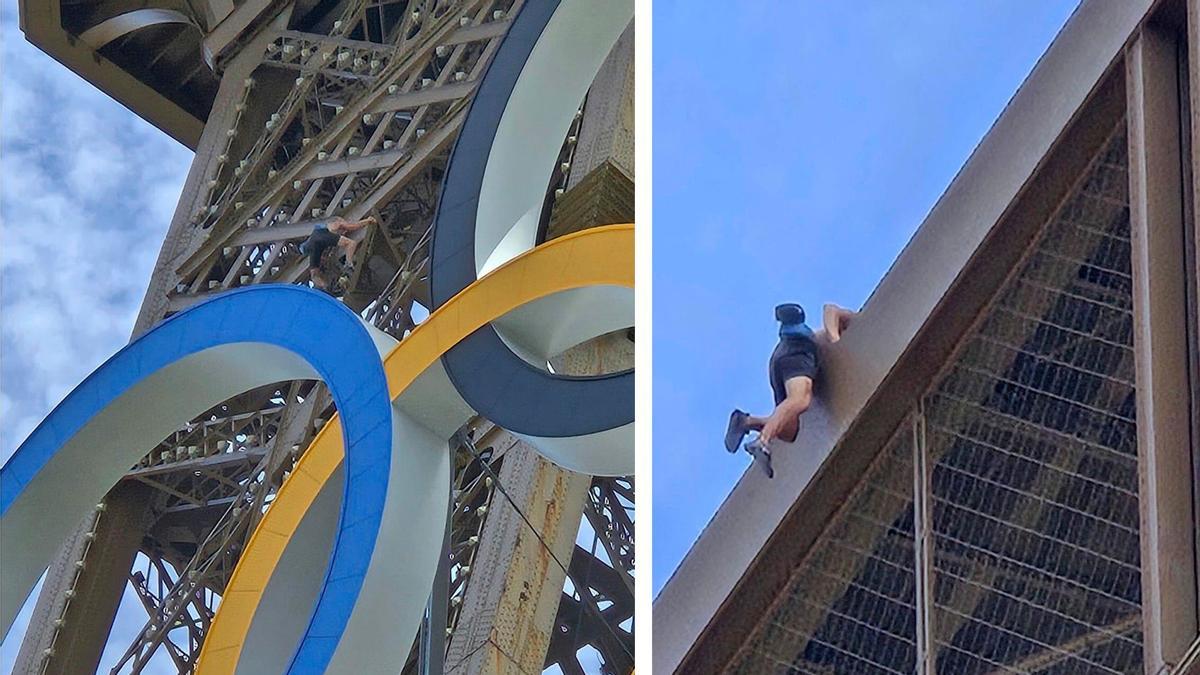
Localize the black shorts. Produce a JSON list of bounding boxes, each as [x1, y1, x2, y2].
[[305, 227, 340, 268], [769, 336, 818, 406]]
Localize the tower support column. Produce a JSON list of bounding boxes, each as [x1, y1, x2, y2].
[[11, 25, 272, 673], [12, 483, 155, 675], [1126, 16, 1199, 672]]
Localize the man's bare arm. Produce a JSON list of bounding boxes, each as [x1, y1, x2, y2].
[[822, 303, 856, 343]]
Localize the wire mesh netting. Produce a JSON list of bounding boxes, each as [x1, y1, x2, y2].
[[925, 126, 1141, 674], [725, 122, 1140, 674], [728, 433, 919, 675]]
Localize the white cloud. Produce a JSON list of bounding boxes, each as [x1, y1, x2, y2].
[[0, 2, 192, 670]]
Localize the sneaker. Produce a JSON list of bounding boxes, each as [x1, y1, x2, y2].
[[745, 437, 774, 479], [724, 409, 748, 453]]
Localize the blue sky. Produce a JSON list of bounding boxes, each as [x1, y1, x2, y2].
[[651, 0, 1083, 592], [0, 0, 191, 670]]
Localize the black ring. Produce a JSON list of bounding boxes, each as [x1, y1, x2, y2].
[[429, 0, 633, 438]]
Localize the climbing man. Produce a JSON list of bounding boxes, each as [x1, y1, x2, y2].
[[724, 302, 856, 476], [299, 215, 376, 291]]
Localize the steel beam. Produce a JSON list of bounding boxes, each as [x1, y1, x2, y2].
[[12, 483, 155, 675], [1126, 19, 1199, 672], [444, 440, 592, 675], [1185, 0, 1200, 628]]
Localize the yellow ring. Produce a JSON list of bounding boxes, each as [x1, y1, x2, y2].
[[196, 223, 633, 672]]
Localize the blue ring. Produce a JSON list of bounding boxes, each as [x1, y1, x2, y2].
[[0, 285, 391, 674]]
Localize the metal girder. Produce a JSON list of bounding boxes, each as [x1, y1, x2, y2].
[[67, 2, 521, 671], [1127, 14, 1200, 670], [544, 480, 636, 675]]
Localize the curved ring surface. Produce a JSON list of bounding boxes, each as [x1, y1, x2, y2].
[[430, 0, 634, 438], [0, 285, 394, 675], [197, 224, 632, 674]]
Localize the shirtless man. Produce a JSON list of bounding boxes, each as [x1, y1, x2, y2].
[[299, 215, 375, 290], [724, 303, 855, 455]]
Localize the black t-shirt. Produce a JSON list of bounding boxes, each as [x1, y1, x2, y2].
[[769, 334, 819, 406]]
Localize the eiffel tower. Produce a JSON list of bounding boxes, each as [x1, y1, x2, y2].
[[12, 0, 634, 672]]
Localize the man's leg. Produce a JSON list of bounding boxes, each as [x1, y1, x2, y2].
[[761, 376, 813, 445], [338, 236, 359, 265], [725, 410, 769, 453]]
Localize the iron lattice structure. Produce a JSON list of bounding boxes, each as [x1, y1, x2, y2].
[[18, 1, 634, 672], [728, 123, 1143, 675]]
